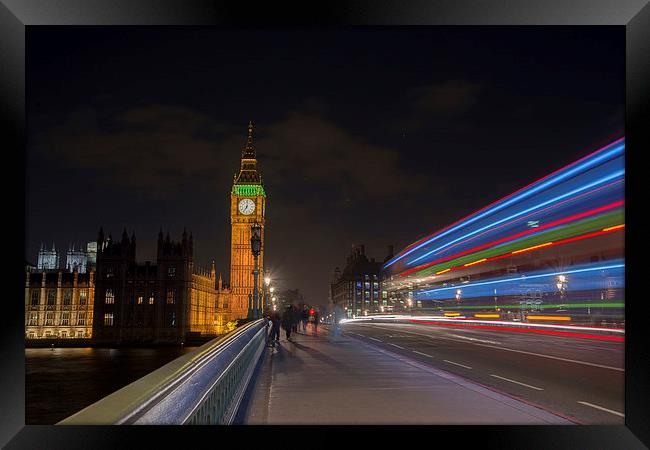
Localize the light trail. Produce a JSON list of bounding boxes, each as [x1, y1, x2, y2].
[[351, 323, 623, 369], [526, 315, 572, 321], [412, 178, 624, 262], [418, 263, 624, 295], [406, 320, 625, 342], [407, 196, 624, 267], [410, 222, 623, 278], [400, 199, 623, 276], [385, 139, 624, 269], [341, 314, 625, 333]]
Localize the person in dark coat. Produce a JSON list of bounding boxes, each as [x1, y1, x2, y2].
[[270, 311, 281, 346], [282, 305, 295, 341], [313, 309, 319, 333], [300, 306, 309, 332], [291, 304, 300, 333]]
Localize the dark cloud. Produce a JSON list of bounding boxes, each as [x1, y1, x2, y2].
[[32, 105, 432, 205], [30, 105, 240, 199], [409, 80, 482, 116], [398, 79, 482, 131], [259, 112, 430, 200]]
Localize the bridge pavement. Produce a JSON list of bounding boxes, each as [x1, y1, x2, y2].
[[240, 325, 573, 424]]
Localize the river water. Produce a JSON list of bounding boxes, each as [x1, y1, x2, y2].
[[26, 346, 197, 424]]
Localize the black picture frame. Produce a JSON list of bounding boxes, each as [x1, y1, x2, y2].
[[2, 0, 648, 448]]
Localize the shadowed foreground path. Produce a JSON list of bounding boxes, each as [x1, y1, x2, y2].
[[241, 326, 573, 424]]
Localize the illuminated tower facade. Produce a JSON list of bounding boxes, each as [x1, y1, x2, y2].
[[229, 121, 266, 319], [37, 243, 60, 270]]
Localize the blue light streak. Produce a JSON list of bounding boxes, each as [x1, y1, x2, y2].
[[418, 263, 624, 295], [384, 141, 624, 269], [407, 169, 624, 266]]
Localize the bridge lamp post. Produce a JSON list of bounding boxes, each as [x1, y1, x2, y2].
[[250, 223, 262, 319]]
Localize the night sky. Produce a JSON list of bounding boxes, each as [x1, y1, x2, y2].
[[26, 27, 624, 306]]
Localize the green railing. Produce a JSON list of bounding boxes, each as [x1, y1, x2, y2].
[[59, 319, 268, 425]]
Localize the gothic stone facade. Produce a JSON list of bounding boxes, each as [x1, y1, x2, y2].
[[91, 228, 233, 344]]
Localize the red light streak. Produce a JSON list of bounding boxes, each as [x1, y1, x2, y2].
[[395, 139, 624, 258], [398, 201, 624, 277], [427, 179, 624, 261], [402, 226, 623, 279], [408, 319, 625, 342]]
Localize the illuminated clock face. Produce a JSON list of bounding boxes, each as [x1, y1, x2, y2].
[[238, 198, 256, 215]]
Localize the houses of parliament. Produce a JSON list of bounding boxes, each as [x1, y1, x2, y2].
[[25, 122, 266, 344]]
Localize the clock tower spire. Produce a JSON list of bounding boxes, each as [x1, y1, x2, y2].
[[234, 120, 261, 184], [229, 121, 266, 319]]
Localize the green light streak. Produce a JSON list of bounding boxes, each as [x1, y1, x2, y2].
[[415, 210, 624, 277]]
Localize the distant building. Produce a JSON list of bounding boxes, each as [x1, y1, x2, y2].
[[36, 241, 97, 273], [26, 242, 98, 340], [37, 243, 60, 271], [86, 241, 97, 268], [25, 269, 95, 339], [330, 244, 394, 318], [65, 244, 88, 273]]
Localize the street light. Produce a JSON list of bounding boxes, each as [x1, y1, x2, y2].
[[556, 275, 567, 297], [249, 223, 262, 319]]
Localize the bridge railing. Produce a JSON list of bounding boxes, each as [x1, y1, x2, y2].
[[58, 318, 268, 425]]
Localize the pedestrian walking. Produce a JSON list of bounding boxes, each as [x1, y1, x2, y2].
[[313, 309, 319, 333], [270, 311, 281, 346], [282, 305, 295, 341], [292, 304, 300, 333], [301, 305, 309, 332]]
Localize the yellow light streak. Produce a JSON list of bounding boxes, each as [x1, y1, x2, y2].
[[511, 242, 553, 255], [443, 312, 461, 317], [526, 315, 571, 321], [464, 258, 487, 267], [602, 224, 625, 232], [474, 314, 500, 318], [435, 268, 451, 275]]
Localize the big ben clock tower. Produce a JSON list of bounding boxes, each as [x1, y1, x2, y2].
[[230, 121, 266, 319]]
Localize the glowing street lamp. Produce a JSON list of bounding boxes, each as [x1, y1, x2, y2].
[[556, 274, 567, 300]]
